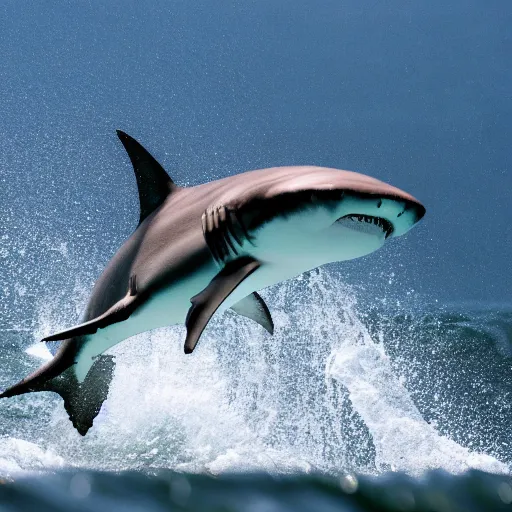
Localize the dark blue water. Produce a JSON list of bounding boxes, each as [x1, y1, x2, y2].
[[1, 0, 511, 303], [2, 470, 512, 512]]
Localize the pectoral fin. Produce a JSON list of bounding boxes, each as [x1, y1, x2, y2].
[[42, 294, 137, 342], [230, 292, 274, 335], [184, 257, 261, 354]]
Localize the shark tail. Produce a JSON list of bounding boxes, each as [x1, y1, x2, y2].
[[51, 356, 115, 436], [0, 342, 115, 436]]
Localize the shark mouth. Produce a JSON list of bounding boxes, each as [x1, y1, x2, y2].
[[336, 214, 394, 239]]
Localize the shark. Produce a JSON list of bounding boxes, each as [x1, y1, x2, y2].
[[0, 131, 426, 435]]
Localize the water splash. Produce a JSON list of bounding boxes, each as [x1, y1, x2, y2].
[[326, 309, 506, 474], [0, 268, 509, 478]]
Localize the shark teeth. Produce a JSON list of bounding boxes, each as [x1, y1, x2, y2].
[[340, 214, 394, 239]]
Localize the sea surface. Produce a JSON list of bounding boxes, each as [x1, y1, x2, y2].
[[0, 268, 510, 510]]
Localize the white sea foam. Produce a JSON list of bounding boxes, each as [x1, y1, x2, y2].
[[0, 439, 64, 477], [0, 269, 509, 478], [25, 342, 52, 361], [326, 308, 507, 475]]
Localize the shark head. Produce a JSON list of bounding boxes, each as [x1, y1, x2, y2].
[[323, 187, 425, 262], [237, 166, 425, 268]]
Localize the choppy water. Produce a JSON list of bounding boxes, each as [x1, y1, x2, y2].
[[0, 264, 511, 510]]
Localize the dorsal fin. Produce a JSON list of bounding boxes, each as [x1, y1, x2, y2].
[[116, 130, 179, 225]]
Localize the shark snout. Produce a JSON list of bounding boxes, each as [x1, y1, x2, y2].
[[385, 195, 425, 237], [401, 197, 426, 224]]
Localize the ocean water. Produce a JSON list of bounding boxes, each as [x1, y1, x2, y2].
[[0, 263, 511, 510]]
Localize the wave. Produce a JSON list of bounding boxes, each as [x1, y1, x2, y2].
[[0, 268, 510, 479]]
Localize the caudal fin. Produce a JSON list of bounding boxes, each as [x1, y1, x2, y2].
[[1, 355, 115, 436], [45, 355, 115, 435]]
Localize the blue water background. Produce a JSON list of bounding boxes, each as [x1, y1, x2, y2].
[[1, 0, 511, 312]]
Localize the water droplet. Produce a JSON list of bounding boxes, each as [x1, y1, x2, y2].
[[498, 482, 512, 504], [69, 473, 91, 499], [340, 473, 358, 494]]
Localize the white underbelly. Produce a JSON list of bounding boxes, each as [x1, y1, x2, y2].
[[74, 266, 216, 381], [74, 239, 320, 382]]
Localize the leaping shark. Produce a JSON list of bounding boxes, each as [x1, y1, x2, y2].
[[0, 131, 426, 435]]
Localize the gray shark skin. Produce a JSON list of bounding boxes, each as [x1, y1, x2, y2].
[[0, 131, 426, 435]]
